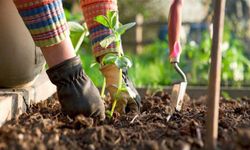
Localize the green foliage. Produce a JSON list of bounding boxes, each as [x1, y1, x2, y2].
[[79, 52, 103, 86], [116, 56, 133, 69], [94, 11, 135, 50], [184, 33, 211, 85], [128, 27, 250, 87], [102, 54, 132, 69], [101, 53, 118, 65], [184, 26, 250, 86], [221, 91, 232, 100], [77, 30, 250, 88], [117, 22, 136, 35], [96, 10, 134, 70], [128, 40, 175, 87], [68, 21, 85, 32], [94, 15, 110, 28], [94, 11, 118, 29], [100, 35, 117, 48], [65, 4, 250, 88], [68, 21, 89, 53], [64, 9, 82, 22]]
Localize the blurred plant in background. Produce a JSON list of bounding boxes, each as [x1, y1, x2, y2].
[[63, 1, 250, 88], [184, 26, 250, 87], [128, 22, 250, 87], [74, 29, 250, 88], [118, 0, 169, 22]]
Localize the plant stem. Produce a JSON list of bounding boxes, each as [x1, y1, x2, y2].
[[110, 67, 123, 116], [110, 40, 124, 117], [75, 32, 86, 53], [110, 97, 117, 116], [101, 78, 106, 98], [118, 69, 123, 89], [117, 38, 123, 56], [117, 40, 123, 89]]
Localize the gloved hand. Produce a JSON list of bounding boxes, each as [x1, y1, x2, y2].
[[46, 56, 105, 120], [100, 64, 141, 114]]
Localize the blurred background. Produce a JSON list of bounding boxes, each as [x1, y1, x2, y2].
[[63, 0, 250, 88]]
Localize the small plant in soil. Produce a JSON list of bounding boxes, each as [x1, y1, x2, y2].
[[94, 11, 135, 118]]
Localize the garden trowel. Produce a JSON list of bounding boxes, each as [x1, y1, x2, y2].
[[169, 41, 187, 112], [168, 0, 187, 112], [170, 62, 187, 111]]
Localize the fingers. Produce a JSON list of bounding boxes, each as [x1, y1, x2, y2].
[[100, 102, 106, 120], [114, 97, 140, 114], [114, 98, 127, 114], [96, 109, 106, 121], [91, 99, 106, 121]]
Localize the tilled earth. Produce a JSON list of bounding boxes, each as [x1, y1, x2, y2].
[[0, 91, 250, 150]]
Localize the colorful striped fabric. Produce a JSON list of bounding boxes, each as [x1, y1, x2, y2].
[[81, 0, 119, 57], [14, 0, 68, 47]]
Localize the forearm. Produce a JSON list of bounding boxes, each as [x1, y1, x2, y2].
[[168, 0, 183, 53]]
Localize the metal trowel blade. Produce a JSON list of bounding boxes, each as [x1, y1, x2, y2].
[[170, 81, 187, 111]]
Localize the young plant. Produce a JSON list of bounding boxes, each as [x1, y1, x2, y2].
[[94, 11, 135, 118]]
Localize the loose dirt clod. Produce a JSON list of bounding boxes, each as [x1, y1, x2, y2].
[[0, 91, 249, 150]]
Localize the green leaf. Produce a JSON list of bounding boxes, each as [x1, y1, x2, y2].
[[222, 91, 231, 100], [107, 11, 115, 21], [74, 33, 86, 53], [107, 11, 118, 29], [102, 53, 118, 65], [94, 15, 110, 28], [100, 34, 117, 48], [70, 32, 84, 51], [68, 22, 89, 52], [117, 22, 136, 35], [68, 21, 85, 32], [64, 9, 71, 21], [115, 56, 132, 69], [90, 63, 98, 68], [82, 23, 89, 35]]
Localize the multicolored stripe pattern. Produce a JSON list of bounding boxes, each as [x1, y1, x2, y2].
[[14, 0, 68, 47], [81, 0, 119, 57]]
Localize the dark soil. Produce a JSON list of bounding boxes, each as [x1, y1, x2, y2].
[[0, 91, 250, 150]]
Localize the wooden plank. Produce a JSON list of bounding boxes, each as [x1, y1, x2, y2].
[[0, 96, 13, 126], [0, 71, 56, 127], [205, 0, 226, 150]]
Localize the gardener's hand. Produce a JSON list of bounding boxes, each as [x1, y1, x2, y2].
[[47, 57, 105, 120], [100, 64, 141, 114]]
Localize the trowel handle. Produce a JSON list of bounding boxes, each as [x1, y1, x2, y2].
[[168, 0, 183, 63]]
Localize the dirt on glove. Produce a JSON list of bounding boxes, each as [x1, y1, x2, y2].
[[0, 91, 250, 150]]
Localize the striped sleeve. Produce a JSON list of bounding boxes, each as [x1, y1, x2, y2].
[[14, 0, 69, 47], [81, 0, 119, 57]]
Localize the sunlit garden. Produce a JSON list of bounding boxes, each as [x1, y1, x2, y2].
[[0, 0, 250, 150]]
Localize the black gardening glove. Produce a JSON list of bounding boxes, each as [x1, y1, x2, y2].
[[47, 57, 105, 120]]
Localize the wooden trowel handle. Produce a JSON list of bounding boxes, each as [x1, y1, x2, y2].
[[168, 0, 183, 63]]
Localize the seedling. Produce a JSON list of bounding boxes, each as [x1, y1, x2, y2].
[[94, 11, 135, 118]]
